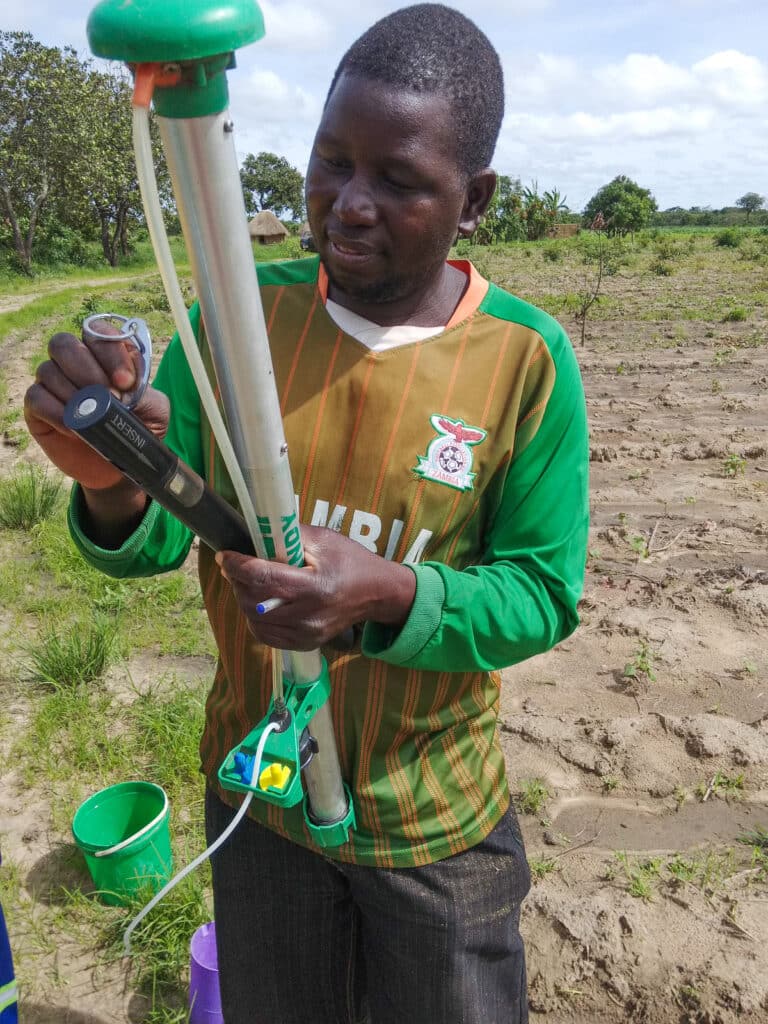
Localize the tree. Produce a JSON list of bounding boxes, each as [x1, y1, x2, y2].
[[68, 69, 170, 266], [240, 152, 304, 221], [0, 32, 91, 273], [475, 175, 525, 244], [735, 192, 765, 220], [582, 175, 657, 236]]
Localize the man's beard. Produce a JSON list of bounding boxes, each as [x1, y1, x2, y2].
[[322, 259, 420, 309]]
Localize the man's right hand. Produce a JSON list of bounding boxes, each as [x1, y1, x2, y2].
[[24, 327, 171, 491]]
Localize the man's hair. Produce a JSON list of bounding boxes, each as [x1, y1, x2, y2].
[[326, 3, 504, 174]]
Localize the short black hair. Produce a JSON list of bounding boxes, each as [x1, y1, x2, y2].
[[326, 3, 504, 175]]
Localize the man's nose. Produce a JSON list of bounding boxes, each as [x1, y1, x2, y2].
[[332, 173, 377, 226]]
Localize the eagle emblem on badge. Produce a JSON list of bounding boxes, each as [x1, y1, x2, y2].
[[413, 414, 487, 492]]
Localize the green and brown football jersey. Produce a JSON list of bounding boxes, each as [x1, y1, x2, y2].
[[69, 257, 589, 867]]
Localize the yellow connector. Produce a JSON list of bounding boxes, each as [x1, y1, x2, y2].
[[259, 762, 292, 792]]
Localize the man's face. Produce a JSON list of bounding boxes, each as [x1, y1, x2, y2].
[[306, 73, 473, 320]]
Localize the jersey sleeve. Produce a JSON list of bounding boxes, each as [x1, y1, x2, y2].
[[362, 322, 589, 672], [67, 310, 204, 579]]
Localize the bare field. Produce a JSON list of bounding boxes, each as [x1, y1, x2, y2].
[[1, 234, 767, 1022]]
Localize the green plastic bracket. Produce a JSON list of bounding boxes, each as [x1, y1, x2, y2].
[[87, 0, 264, 117], [218, 665, 332, 809]]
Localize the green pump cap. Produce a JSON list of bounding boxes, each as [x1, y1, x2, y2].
[[87, 0, 264, 117], [87, 0, 264, 63]]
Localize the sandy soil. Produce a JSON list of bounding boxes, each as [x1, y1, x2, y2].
[[1, 245, 767, 1023]]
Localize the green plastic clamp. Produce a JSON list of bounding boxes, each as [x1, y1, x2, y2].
[[218, 664, 332, 809], [304, 785, 357, 848]]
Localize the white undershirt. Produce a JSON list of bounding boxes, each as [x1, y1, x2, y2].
[[325, 298, 445, 351]]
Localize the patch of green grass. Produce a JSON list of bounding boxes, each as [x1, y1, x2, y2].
[[22, 616, 117, 688], [529, 856, 558, 881], [18, 512, 213, 657], [515, 778, 550, 815], [666, 849, 738, 892], [723, 306, 748, 322], [614, 851, 663, 901], [0, 463, 63, 529]]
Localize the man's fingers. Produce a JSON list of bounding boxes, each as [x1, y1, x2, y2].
[[24, 381, 67, 433], [81, 321, 144, 390], [48, 333, 119, 392], [34, 359, 86, 407]]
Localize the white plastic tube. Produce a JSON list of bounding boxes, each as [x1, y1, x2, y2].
[[132, 104, 268, 560]]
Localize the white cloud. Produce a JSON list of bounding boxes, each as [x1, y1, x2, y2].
[[257, 1, 333, 52], [595, 54, 695, 106], [692, 49, 768, 106], [231, 69, 319, 125]]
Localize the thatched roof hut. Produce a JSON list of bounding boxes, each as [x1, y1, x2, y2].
[[248, 210, 289, 245]]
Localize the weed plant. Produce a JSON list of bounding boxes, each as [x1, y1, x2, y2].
[[0, 463, 63, 529], [23, 616, 117, 688], [529, 856, 558, 881], [516, 778, 550, 815]]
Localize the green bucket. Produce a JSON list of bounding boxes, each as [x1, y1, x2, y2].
[[72, 781, 172, 906]]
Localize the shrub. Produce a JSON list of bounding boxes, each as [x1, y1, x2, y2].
[[714, 228, 742, 249], [723, 307, 748, 322]]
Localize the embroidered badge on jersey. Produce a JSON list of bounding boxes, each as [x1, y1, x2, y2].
[[413, 415, 488, 492]]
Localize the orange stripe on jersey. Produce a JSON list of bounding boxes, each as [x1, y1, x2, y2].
[[394, 479, 426, 563], [280, 292, 320, 415], [414, 733, 464, 856], [267, 286, 286, 333], [330, 652, 352, 772], [370, 345, 422, 512], [441, 320, 473, 410], [481, 323, 514, 424], [443, 731, 486, 821], [384, 669, 429, 857], [298, 330, 343, 519], [517, 397, 547, 430], [527, 340, 547, 368], [356, 657, 391, 863], [334, 355, 376, 506]]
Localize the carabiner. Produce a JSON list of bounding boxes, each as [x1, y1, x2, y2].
[[82, 312, 152, 409]]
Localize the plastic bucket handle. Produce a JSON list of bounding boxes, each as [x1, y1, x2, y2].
[[94, 788, 169, 858]]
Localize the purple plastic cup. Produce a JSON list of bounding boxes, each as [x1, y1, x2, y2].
[[189, 921, 223, 1024]]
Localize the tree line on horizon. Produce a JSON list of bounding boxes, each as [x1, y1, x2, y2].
[[0, 32, 765, 276]]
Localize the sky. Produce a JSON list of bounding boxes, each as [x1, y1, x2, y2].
[[2, 0, 767, 211]]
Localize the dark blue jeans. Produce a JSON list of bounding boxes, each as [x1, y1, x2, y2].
[[206, 788, 530, 1024]]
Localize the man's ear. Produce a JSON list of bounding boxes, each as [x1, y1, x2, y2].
[[457, 169, 497, 238]]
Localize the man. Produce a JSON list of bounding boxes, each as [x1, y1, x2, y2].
[[25, 5, 588, 1022]]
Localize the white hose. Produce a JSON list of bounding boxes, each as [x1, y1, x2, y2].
[[122, 721, 279, 956], [132, 105, 268, 560], [95, 790, 169, 859]]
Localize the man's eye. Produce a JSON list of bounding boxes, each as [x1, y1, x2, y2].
[[383, 175, 417, 192], [321, 156, 350, 170]]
